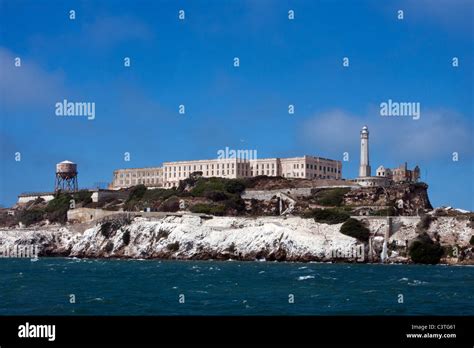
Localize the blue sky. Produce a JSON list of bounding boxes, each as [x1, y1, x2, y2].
[[0, 0, 473, 209]]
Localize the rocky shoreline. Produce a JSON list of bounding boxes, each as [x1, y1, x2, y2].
[[0, 214, 472, 264]]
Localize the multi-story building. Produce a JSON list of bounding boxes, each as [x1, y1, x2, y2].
[[110, 155, 342, 189], [111, 167, 163, 189], [162, 158, 248, 188], [387, 163, 420, 183], [279, 156, 342, 180]]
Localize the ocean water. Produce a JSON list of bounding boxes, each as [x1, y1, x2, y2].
[[0, 258, 473, 315]]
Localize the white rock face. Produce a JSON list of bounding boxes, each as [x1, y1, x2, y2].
[[0, 215, 472, 263], [69, 215, 360, 261]]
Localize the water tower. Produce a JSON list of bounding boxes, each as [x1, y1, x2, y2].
[[55, 160, 78, 192]]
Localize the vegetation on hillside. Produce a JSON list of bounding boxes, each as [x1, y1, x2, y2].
[[340, 218, 370, 242], [16, 190, 93, 226], [409, 233, 444, 264], [369, 206, 397, 216], [313, 188, 351, 207], [303, 208, 350, 224], [123, 177, 248, 216], [416, 214, 436, 233], [18, 208, 44, 226]]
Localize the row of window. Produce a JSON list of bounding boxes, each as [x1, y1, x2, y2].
[[165, 162, 247, 171], [118, 178, 160, 185], [118, 171, 161, 178], [253, 163, 275, 169], [116, 167, 340, 187], [117, 164, 340, 179], [165, 169, 237, 178], [303, 163, 340, 173]]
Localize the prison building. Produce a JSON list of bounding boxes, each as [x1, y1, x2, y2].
[[111, 167, 163, 189], [111, 155, 342, 189]]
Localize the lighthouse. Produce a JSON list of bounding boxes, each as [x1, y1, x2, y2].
[[359, 125, 371, 177]]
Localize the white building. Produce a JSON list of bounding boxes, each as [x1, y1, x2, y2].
[[354, 126, 390, 187], [359, 125, 371, 177], [111, 155, 342, 189], [111, 167, 163, 188]]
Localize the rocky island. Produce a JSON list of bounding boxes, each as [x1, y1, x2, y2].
[[1, 175, 472, 264]]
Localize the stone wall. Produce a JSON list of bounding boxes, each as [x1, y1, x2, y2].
[[243, 184, 357, 201], [242, 188, 313, 200], [67, 208, 120, 224]]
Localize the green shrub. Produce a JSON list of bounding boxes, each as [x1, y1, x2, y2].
[[46, 192, 72, 211], [143, 188, 177, 202], [73, 190, 93, 205], [158, 196, 180, 212], [227, 242, 236, 253], [100, 221, 113, 238], [409, 233, 444, 264], [177, 176, 198, 192], [416, 214, 435, 233], [99, 215, 132, 238], [18, 208, 44, 226], [45, 193, 72, 223], [314, 188, 350, 207], [122, 230, 131, 245], [190, 177, 248, 197], [127, 185, 147, 201], [190, 203, 226, 216], [167, 241, 180, 251], [224, 180, 246, 194], [47, 209, 69, 224], [156, 228, 170, 240], [104, 241, 114, 253], [304, 208, 350, 224], [190, 177, 227, 197], [340, 218, 370, 242], [204, 190, 228, 201], [224, 196, 246, 213]]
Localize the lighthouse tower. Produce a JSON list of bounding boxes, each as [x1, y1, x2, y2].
[[359, 125, 371, 177]]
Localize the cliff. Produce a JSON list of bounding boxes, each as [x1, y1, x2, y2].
[[343, 182, 432, 215], [0, 214, 471, 264]]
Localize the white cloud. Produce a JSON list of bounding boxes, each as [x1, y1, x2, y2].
[[0, 47, 67, 109], [299, 108, 473, 162]]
